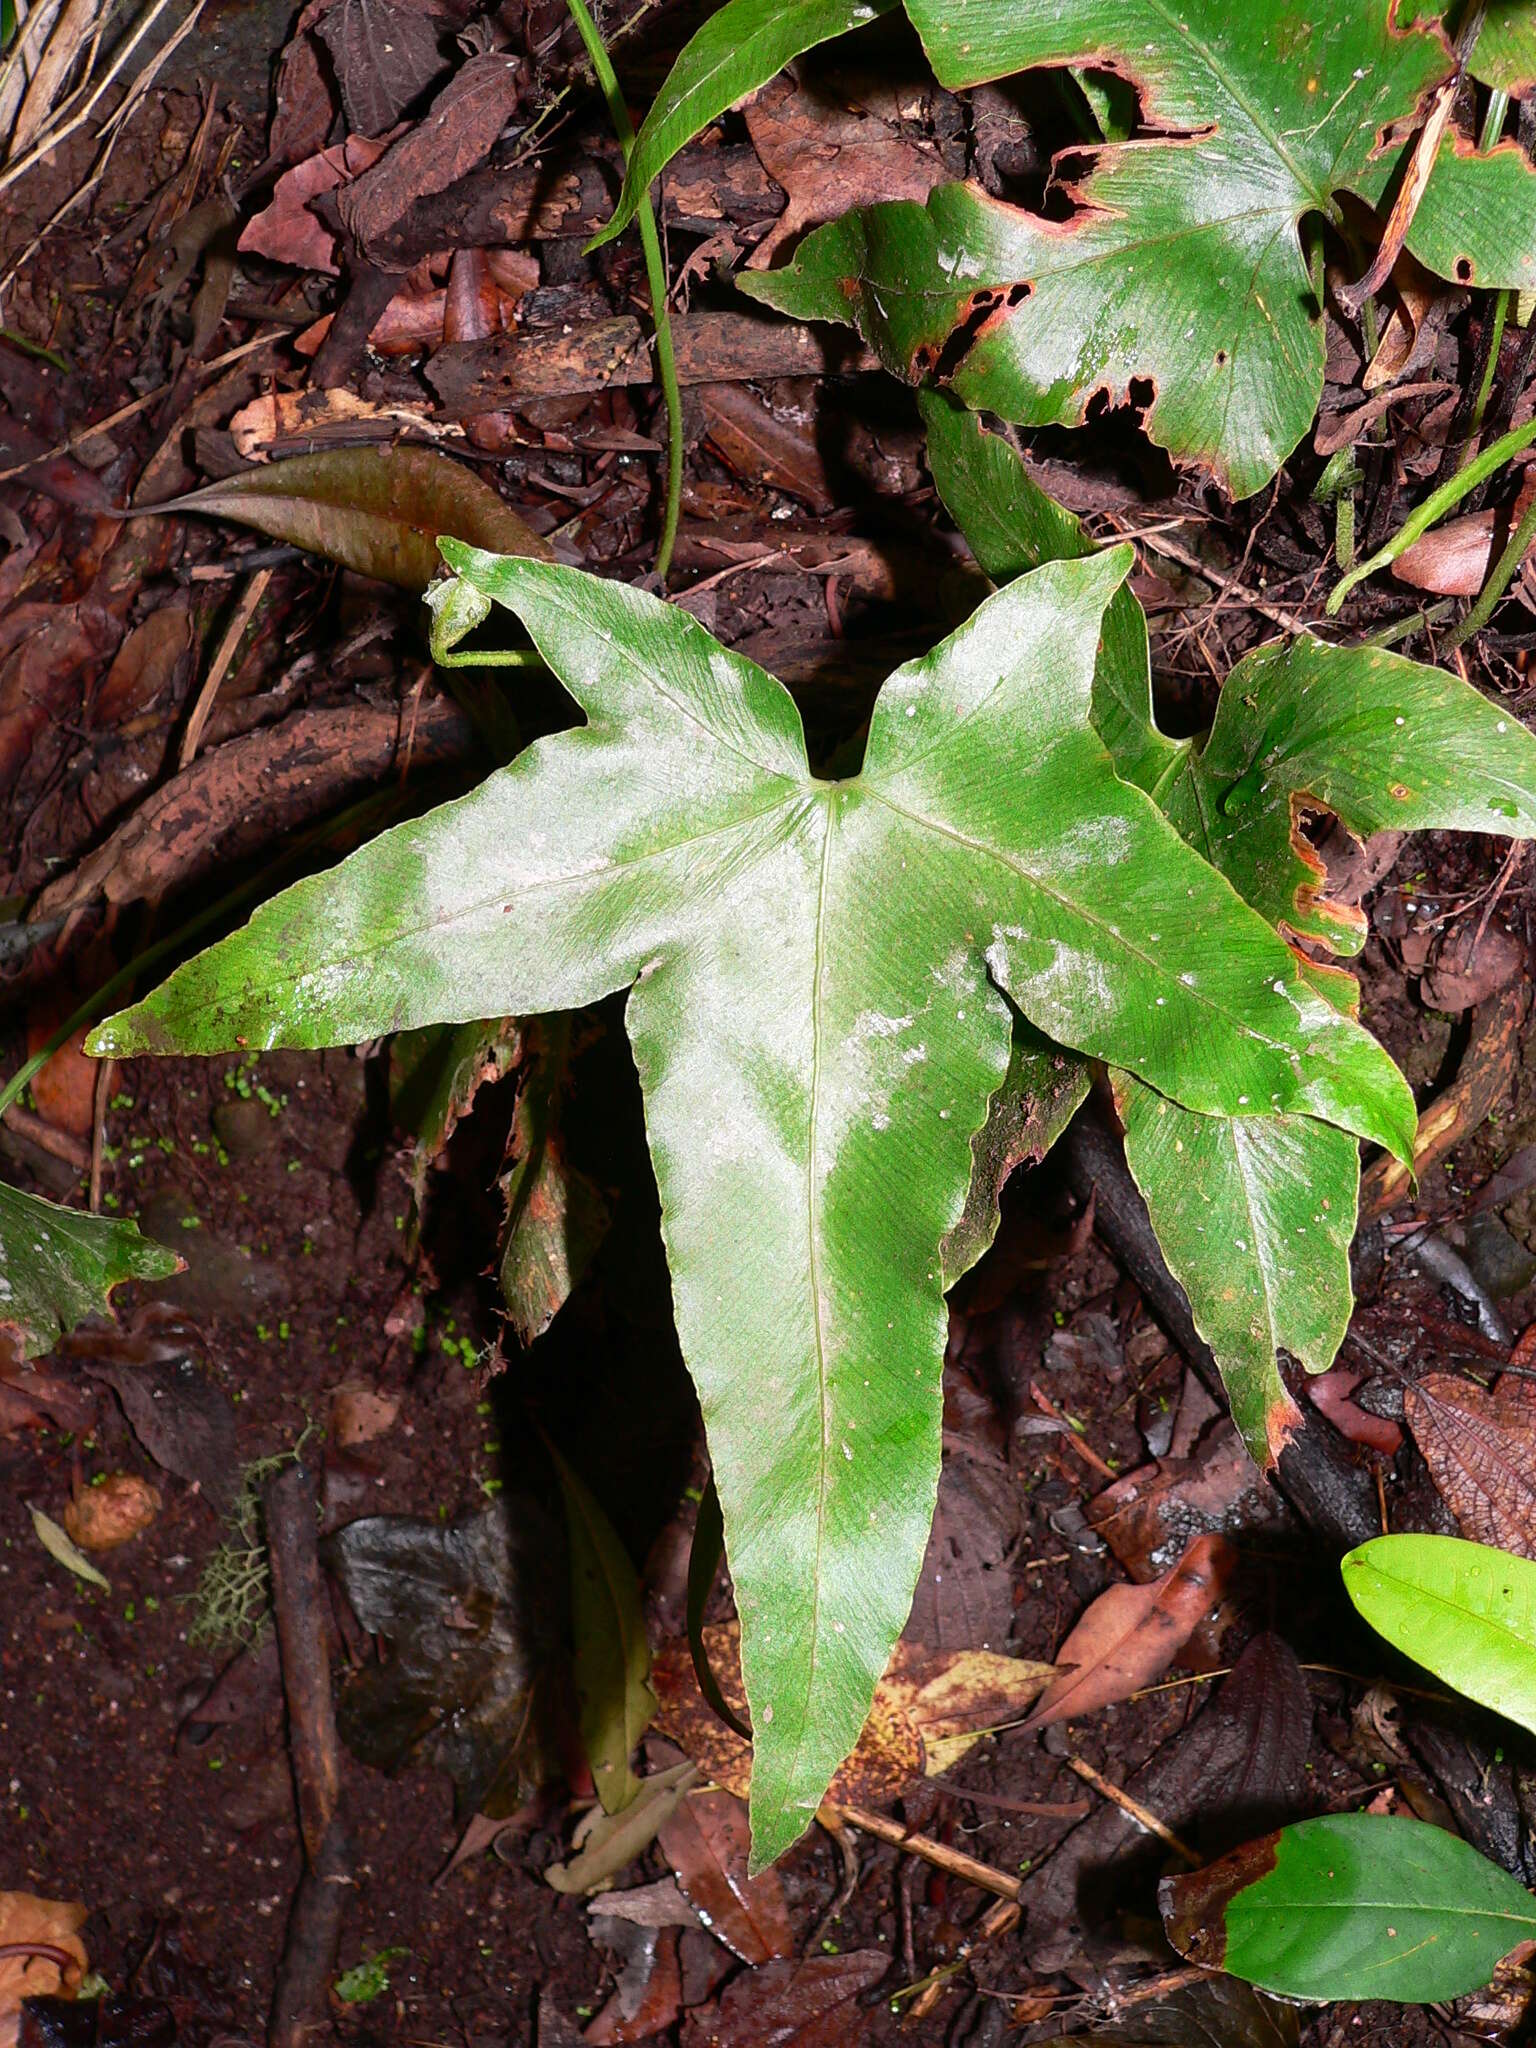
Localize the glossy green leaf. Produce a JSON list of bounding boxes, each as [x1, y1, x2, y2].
[[1117, 1083, 1358, 1465], [744, 3, 1536, 496], [92, 549, 1414, 1865], [919, 390, 1176, 793], [1343, 1533, 1536, 1739], [0, 1181, 181, 1360], [548, 1441, 655, 1814], [593, 0, 894, 249], [1349, 132, 1536, 293], [1157, 635, 1536, 957], [1162, 1813, 1536, 2003], [138, 446, 551, 591], [1411, 2, 1536, 95]]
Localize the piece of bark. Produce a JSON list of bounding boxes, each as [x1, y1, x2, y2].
[[427, 311, 877, 415], [31, 696, 472, 924], [366, 143, 783, 267]]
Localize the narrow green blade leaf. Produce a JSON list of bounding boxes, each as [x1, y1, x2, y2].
[[1162, 1814, 1536, 2003], [592, 0, 895, 250], [1159, 636, 1536, 955], [1117, 1081, 1358, 1466], [93, 549, 1418, 1865], [0, 1181, 182, 1359], [918, 388, 1178, 793], [1342, 1533, 1536, 1738], [137, 447, 551, 591], [548, 1442, 655, 1814]]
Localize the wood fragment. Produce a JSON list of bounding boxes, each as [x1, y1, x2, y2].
[[179, 567, 272, 771], [1063, 1755, 1199, 1865], [825, 1802, 1021, 1902], [426, 312, 878, 416]]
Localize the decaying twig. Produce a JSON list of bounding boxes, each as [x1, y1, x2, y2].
[[265, 1461, 350, 2048]]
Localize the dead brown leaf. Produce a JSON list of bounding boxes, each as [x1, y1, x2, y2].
[[1307, 1367, 1405, 1454], [62, 1472, 162, 1551], [678, 1949, 888, 2048], [239, 137, 392, 275], [0, 1893, 86, 2048], [331, 1385, 400, 1448], [1405, 1371, 1536, 1558], [1421, 919, 1526, 1012], [1394, 474, 1536, 598], [93, 605, 193, 727], [743, 73, 947, 270], [699, 383, 833, 512], [340, 53, 526, 257], [24, 1016, 96, 1140], [1024, 1531, 1236, 1731], [656, 1788, 793, 1964], [585, 1923, 683, 2046], [651, 1621, 1052, 1806], [315, 0, 454, 134]]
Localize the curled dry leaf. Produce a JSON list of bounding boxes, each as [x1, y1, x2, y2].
[[1307, 1367, 1405, 1455], [62, 1472, 162, 1551], [1406, 1372, 1536, 1558], [585, 1921, 683, 2046], [1024, 1532, 1236, 1731], [0, 1892, 87, 2048], [678, 1948, 888, 2048]]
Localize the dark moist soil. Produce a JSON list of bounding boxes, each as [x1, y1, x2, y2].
[[3, 3, 1536, 2045]]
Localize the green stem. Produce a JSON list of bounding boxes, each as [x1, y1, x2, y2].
[[0, 787, 401, 1124], [1326, 410, 1536, 613], [563, 0, 684, 584], [1357, 598, 1458, 650], [1463, 290, 1510, 457], [1441, 490, 1536, 654], [1480, 86, 1510, 150]]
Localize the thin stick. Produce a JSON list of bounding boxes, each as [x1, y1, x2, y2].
[[561, 0, 683, 583], [1029, 1381, 1117, 1481], [179, 567, 271, 770], [0, 0, 180, 198], [827, 1802, 1021, 1903], [88, 1057, 113, 1210], [2, 1102, 90, 1170], [1063, 1755, 1199, 1865], [1128, 528, 1316, 636]]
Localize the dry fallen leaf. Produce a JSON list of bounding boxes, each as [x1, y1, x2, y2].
[[1406, 1371, 1536, 1559], [0, 1892, 87, 2048], [743, 73, 948, 270], [237, 136, 390, 275], [63, 1472, 162, 1552], [1394, 474, 1536, 598], [651, 1621, 1053, 1806], [1024, 1531, 1236, 1731], [656, 1787, 793, 1964], [331, 1385, 401, 1448]]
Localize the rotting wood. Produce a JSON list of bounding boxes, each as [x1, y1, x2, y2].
[[426, 311, 878, 416]]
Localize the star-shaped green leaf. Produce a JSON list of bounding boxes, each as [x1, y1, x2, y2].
[[743, 1, 1536, 495], [91, 547, 1412, 1862]]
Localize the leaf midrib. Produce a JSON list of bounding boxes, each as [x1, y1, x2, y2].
[[863, 782, 1307, 1069]]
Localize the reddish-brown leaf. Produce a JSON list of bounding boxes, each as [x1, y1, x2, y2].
[[655, 1789, 793, 1965], [238, 137, 391, 275], [678, 1950, 888, 2048], [339, 53, 526, 255], [584, 1925, 682, 2046], [1307, 1367, 1405, 1455], [1405, 1372, 1536, 1558], [1024, 1532, 1236, 1730], [315, 0, 453, 135]]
